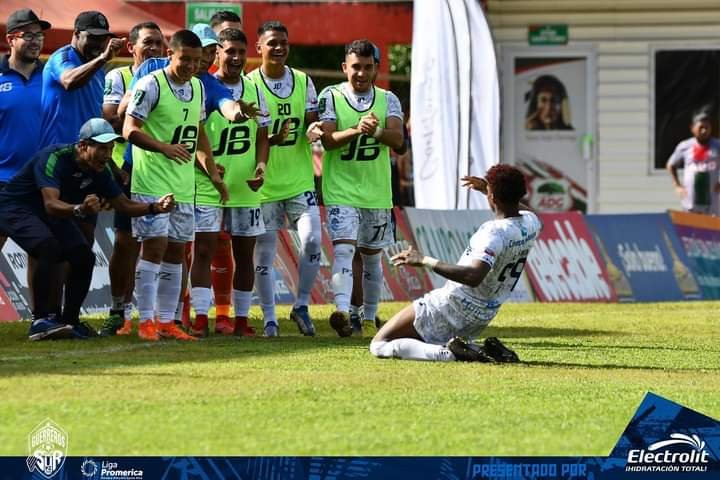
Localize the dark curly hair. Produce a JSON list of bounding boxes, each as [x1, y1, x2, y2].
[[485, 164, 527, 205]]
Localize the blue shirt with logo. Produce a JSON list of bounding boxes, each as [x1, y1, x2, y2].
[[0, 55, 45, 182], [0, 144, 121, 214], [38, 45, 105, 149]]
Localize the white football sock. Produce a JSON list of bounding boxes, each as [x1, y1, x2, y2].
[[361, 251, 383, 321], [294, 211, 321, 308], [156, 262, 183, 324], [369, 339, 455, 362], [331, 243, 355, 313], [135, 259, 161, 321], [174, 301, 183, 322], [191, 287, 212, 316], [123, 302, 134, 322], [233, 289, 253, 317], [254, 231, 277, 324]]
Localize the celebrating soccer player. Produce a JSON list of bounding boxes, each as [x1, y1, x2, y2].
[[247, 21, 322, 337], [315, 39, 405, 337], [370, 166, 542, 363], [102, 21, 165, 334], [123, 30, 212, 341], [190, 28, 270, 337]]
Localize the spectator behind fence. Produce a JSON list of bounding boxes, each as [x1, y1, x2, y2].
[[667, 108, 720, 216]]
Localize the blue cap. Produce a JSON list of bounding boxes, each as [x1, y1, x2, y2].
[[372, 43, 381, 64], [191, 23, 219, 47], [78, 118, 124, 144]]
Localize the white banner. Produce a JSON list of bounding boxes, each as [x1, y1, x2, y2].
[[411, 0, 499, 210]]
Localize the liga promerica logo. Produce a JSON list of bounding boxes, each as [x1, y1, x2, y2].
[[26, 418, 68, 479]]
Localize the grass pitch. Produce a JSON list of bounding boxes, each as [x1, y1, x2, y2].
[[0, 301, 718, 456]]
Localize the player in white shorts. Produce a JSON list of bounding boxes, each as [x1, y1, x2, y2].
[[247, 21, 322, 337], [190, 28, 271, 336], [370, 165, 543, 362], [314, 39, 405, 337]]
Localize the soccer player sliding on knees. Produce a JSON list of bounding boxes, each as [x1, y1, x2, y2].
[[370, 165, 542, 362]]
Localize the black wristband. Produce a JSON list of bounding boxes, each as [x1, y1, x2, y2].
[[148, 202, 157, 215]]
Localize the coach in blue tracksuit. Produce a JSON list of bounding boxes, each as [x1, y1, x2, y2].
[[0, 9, 51, 251], [0, 118, 175, 341]]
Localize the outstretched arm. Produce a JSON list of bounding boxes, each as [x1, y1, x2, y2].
[[110, 193, 175, 217], [391, 246, 491, 288]]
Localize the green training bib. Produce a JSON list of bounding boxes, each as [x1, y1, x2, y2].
[[131, 70, 202, 204], [321, 84, 392, 209], [247, 67, 314, 203], [196, 76, 262, 207]]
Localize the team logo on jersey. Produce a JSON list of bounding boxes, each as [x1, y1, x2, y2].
[[0, 81, 13, 92], [26, 418, 68, 479], [318, 97, 326, 114]]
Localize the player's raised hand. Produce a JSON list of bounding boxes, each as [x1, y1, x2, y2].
[[306, 121, 324, 142], [461, 176, 488, 195], [102, 37, 126, 62], [391, 245, 424, 267], [238, 100, 261, 121], [82, 194, 102, 215], [155, 193, 176, 213], [162, 143, 192, 164], [278, 119, 291, 142]]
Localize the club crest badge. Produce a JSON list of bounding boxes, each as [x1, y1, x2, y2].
[[26, 419, 68, 479]]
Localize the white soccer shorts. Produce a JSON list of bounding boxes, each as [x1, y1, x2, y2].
[[326, 205, 394, 249]]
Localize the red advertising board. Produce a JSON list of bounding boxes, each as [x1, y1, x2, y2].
[[525, 212, 617, 302], [385, 208, 434, 300], [0, 271, 21, 322]]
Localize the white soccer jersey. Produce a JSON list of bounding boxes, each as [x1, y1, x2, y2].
[[443, 211, 543, 319]]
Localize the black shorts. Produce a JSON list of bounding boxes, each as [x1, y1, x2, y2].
[[0, 202, 89, 255], [113, 161, 133, 232]]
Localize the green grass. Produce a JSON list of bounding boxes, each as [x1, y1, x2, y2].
[[0, 301, 718, 456]]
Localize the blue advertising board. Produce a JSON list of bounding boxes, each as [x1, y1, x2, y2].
[[585, 213, 701, 302], [669, 210, 720, 299]]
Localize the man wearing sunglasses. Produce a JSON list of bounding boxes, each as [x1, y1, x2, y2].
[[0, 9, 52, 251]]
